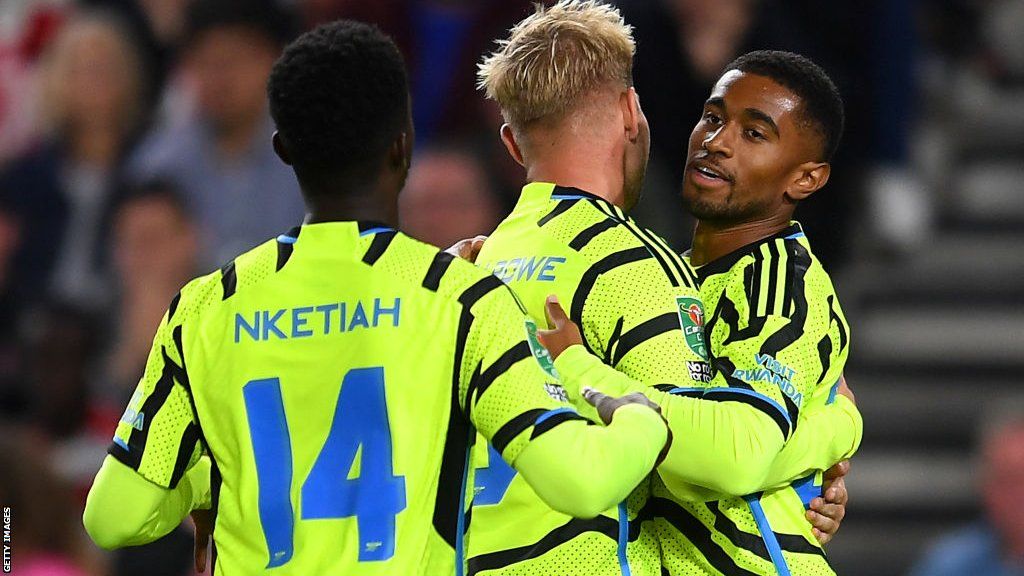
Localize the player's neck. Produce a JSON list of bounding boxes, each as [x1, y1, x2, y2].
[[306, 191, 398, 229], [525, 157, 625, 208], [690, 215, 791, 266]]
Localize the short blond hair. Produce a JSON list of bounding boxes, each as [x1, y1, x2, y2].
[[478, 0, 635, 129]]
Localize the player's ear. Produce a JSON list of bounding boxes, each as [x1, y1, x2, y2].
[[500, 123, 525, 168], [621, 87, 641, 142], [390, 130, 412, 172], [786, 161, 830, 202], [272, 131, 292, 166]]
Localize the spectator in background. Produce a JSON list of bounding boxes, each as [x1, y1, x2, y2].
[[23, 303, 116, 501], [0, 0, 65, 166], [126, 0, 305, 268], [0, 428, 90, 576], [0, 10, 147, 312], [909, 409, 1024, 576], [399, 145, 502, 249], [103, 182, 198, 402], [0, 194, 26, 417], [80, 0, 193, 114], [296, 0, 533, 145]]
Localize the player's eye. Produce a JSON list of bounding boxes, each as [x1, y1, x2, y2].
[[745, 128, 766, 141], [703, 111, 722, 125]]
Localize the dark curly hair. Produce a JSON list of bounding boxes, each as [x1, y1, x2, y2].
[[724, 50, 844, 161], [267, 21, 409, 177]]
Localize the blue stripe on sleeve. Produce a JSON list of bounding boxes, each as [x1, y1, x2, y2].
[[534, 407, 577, 426], [702, 387, 793, 429]]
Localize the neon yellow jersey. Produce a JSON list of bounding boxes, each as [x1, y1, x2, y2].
[[655, 222, 854, 576], [470, 183, 706, 576], [107, 220, 667, 575]]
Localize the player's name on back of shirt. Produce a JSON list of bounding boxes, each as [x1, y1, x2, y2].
[[233, 297, 401, 343], [482, 255, 566, 284]]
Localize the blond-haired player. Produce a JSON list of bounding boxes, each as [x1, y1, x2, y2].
[[466, 2, 862, 575]]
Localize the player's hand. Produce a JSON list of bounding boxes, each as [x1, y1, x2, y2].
[[807, 460, 850, 545], [835, 374, 855, 405], [582, 388, 662, 425], [536, 295, 583, 359], [444, 235, 488, 262], [191, 509, 214, 573]]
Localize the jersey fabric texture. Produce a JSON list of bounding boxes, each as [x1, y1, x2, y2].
[[106, 220, 666, 575], [653, 222, 854, 576], [470, 182, 707, 576]]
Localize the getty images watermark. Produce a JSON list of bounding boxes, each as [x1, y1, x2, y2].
[[3, 507, 10, 573]]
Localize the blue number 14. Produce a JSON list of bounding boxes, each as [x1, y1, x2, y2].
[[243, 366, 406, 568]]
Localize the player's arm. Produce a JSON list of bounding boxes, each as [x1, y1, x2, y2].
[[84, 456, 210, 549], [458, 277, 668, 519], [543, 282, 860, 497], [83, 289, 211, 549]]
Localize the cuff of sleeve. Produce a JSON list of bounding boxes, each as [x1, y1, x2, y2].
[[833, 394, 863, 458], [553, 344, 631, 399]]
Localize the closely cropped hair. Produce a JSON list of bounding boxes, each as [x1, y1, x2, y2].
[[478, 0, 635, 128], [267, 21, 409, 176], [724, 50, 845, 161]]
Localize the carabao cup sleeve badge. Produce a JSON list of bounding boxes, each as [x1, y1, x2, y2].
[[676, 296, 709, 361], [524, 317, 560, 380]]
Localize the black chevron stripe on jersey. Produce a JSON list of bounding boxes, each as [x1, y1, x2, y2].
[[168, 292, 181, 321], [474, 341, 531, 401], [422, 251, 456, 291], [651, 497, 761, 576], [828, 294, 848, 352], [815, 334, 834, 385], [220, 260, 237, 300], [537, 198, 578, 227], [530, 411, 590, 440], [704, 501, 826, 561], [432, 309, 474, 548], [458, 274, 507, 311], [361, 230, 398, 265], [467, 513, 645, 575], [276, 226, 301, 272], [589, 199, 686, 288], [491, 408, 547, 455], [603, 316, 626, 365], [169, 423, 200, 488], [569, 218, 618, 251], [611, 312, 679, 367], [109, 363, 177, 471], [570, 247, 650, 356]]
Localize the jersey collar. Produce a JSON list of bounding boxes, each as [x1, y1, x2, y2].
[[285, 220, 394, 243], [692, 221, 804, 282], [519, 181, 608, 204]]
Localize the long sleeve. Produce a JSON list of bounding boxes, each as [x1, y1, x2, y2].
[[458, 276, 667, 519], [84, 455, 211, 549], [553, 345, 862, 497]]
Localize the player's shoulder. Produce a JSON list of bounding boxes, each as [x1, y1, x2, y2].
[[700, 222, 837, 315], [171, 236, 281, 325], [379, 232, 519, 316], [535, 189, 696, 288]]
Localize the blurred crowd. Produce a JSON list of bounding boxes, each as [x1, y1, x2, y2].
[[0, 0, 1020, 575]]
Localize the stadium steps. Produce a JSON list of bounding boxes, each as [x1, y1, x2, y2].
[[827, 204, 1024, 573]]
